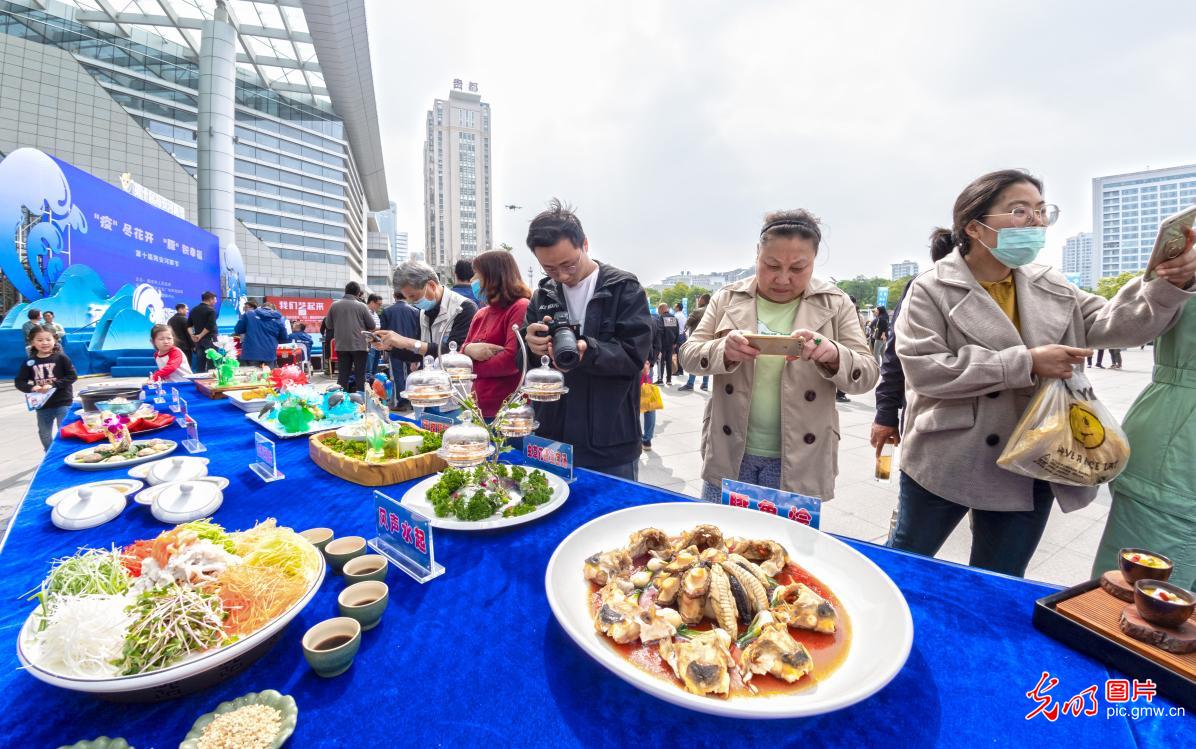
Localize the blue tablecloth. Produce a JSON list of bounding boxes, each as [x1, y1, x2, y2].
[[0, 383, 1186, 748]]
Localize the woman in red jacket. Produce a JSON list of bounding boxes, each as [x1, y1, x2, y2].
[[462, 250, 532, 419]]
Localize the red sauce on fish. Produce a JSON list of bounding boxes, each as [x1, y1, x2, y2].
[[590, 561, 852, 698]]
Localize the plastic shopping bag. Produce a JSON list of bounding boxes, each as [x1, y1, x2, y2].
[[997, 370, 1130, 486], [640, 383, 664, 413]]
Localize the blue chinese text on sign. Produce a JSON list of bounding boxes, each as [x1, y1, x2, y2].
[[370, 491, 444, 583], [721, 478, 822, 528]]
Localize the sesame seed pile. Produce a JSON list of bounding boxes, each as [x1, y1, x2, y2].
[[196, 703, 282, 749]]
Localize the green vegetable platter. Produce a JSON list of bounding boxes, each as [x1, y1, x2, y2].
[[400, 463, 570, 531]]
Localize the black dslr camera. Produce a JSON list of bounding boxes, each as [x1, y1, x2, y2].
[[546, 311, 582, 371]]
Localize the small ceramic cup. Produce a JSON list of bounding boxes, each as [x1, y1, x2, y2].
[[323, 535, 366, 574], [1118, 547, 1173, 585], [1133, 579, 1196, 629], [343, 554, 389, 584], [301, 617, 362, 677], [299, 527, 334, 552], [337, 580, 389, 631]]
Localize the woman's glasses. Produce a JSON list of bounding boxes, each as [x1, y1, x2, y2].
[[983, 204, 1060, 227]]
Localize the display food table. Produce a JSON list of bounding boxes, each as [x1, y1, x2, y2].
[[0, 382, 1186, 747]]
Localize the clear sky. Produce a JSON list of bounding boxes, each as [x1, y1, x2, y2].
[[369, 0, 1196, 286]]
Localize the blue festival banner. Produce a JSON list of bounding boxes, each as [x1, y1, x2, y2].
[[524, 435, 574, 482], [721, 478, 822, 528], [0, 148, 233, 328], [370, 490, 444, 583]]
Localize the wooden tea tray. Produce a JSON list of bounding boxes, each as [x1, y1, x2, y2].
[[1034, 579, 1195, 711], [1056, 588, 1196, 676]]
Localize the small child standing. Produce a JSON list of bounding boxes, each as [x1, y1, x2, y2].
[[148, 323, 193, 383], [16, 325, 78, 451]]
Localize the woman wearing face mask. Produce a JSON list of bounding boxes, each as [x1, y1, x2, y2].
[[893, 169, 1196, 577], [459, 250, 532, 419], [680, 209, 878, 502]]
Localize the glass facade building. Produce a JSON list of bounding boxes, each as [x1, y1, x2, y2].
[[0, 0, 386, 302], [1093, 165, 1196, 279], [1061, 232, 1095, 290]]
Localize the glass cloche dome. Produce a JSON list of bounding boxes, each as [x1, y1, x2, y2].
[[522, 356, 568, 402], [400, 356, 454, 408], [497, 399, 537, 437], [437, 411, 495, 467], [440, 341, 475, 383]]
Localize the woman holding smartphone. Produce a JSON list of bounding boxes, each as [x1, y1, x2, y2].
[[679, 209, 877, 503], [892, 169, 1196, 577]]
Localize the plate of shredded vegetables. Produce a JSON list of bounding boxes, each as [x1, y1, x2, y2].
[[17, 518, 324, 699]]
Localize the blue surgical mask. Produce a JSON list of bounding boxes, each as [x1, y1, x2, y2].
[[414, 297, 435, 311], [470, 279, 486, 305], [979, 224, 1046, 268]]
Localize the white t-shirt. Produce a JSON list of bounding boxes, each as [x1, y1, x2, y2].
[[562, 268, 600, 335]]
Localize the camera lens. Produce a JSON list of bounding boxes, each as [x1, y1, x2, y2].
[[552, 326, 580, 370]]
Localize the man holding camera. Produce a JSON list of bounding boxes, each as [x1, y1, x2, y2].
[[522, 200, 653, 480]]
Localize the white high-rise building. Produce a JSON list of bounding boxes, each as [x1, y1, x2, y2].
[[1093, 165, 1196, 279], [1061, 232, 1096, 289], [891, 260, 920, 280], [396, 232, 409, 262], [424, 80, 493, 270]]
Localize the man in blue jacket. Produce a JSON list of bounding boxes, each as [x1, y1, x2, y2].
[[234, 301, 289, 367], [288, 322, 315, 362], [379, 293, 421, 410]]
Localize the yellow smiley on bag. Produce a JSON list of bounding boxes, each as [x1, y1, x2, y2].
[[1068, 403, 1106, 449]]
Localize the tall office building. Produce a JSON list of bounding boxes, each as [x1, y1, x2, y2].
[[1061, 232, 1096, 289], [1093, 164, 1196, 279], [0, 0, 388, 303], [891, 260, 919, 280], [366, 202, 397, 293], [396, 231, 409, 262], [424, 79, 492, 270]]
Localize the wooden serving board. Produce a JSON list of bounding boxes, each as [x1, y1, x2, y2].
[[194, 379, 267, 400], [1057, 587, 1196, 680], [308, 430, 446, 486]]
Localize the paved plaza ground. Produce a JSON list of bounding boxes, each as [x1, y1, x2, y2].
[[0, 346, 1160, 586]]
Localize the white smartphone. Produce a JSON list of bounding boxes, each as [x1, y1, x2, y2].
[[1144, 205, 1196, 281]]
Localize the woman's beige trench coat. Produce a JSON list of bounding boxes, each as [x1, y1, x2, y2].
[[679, 276, 878, 500]]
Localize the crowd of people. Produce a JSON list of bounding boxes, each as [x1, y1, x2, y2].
[[12, 168, 1196, 588]]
